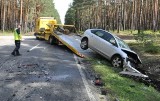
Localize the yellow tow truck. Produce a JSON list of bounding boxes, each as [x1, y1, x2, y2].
[[34, 17, 57, 40], [34, 17, 84, 57]]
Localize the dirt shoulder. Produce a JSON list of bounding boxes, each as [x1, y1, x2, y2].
[[133, 48, 160, 90], [119, 34, 160, 91]]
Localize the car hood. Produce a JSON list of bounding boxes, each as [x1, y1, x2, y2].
[[121, 48, 142, 64]]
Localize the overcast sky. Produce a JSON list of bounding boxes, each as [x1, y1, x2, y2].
[[54, 0, 73, 24]]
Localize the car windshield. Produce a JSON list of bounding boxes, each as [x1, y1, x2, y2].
[[115, 37, 130, 49]]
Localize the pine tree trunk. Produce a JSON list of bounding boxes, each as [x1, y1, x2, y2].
[[2, 1, 6, 32]]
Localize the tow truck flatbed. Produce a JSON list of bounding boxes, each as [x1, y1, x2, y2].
[[52, 31, 85, 57]]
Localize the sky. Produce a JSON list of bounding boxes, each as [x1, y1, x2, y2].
[[54, 0, 73, 24]]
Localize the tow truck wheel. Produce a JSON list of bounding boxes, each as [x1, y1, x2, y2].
[[49, 36, 54, 45], [35, 35, 39, 40], [80, 38, 88, 50], [36, 36, 39, 40], [111, 55, 123, 68]]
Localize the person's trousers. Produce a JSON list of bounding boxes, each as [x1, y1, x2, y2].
[[12, 40, 21, 55]]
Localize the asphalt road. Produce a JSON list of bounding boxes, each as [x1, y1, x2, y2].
[[0, 36, 101, 101]]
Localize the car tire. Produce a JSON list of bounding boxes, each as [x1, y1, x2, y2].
[[80, 38, 88, 50], [111, 55, 123, 68], [49, 36, 54, 45], [36, 36, 39, 40]]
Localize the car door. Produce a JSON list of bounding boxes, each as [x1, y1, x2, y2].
[[89, 30, 105, 53], [100, 31, 118, 58]]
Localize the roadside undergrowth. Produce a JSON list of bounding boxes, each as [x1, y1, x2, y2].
[[86, 57, 160, 101]]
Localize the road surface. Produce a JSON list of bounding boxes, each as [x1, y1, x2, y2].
[[0, 36, 102, 101]]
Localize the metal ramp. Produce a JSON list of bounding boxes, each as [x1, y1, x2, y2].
[[52, 32, 85, 57]]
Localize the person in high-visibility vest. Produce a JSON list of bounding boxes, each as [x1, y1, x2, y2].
[[11, 25, 22, 56]]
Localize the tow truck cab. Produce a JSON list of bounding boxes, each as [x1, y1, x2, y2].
[[34, 17, 57, 40]]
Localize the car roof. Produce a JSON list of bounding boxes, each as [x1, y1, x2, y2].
[[88, 29, 119, 38]]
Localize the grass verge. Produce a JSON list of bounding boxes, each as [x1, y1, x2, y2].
[[0, 31, 34, 36], [0, 31, 13, 36], [86, 57, 160, 101]]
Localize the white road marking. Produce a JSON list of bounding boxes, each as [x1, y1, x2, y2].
[[74, 54, 97, 101], [28, 44, 45, 51], [28, 44, 40, 51]]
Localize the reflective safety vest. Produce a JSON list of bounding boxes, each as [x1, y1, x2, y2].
[[14, 28, 21, 40]]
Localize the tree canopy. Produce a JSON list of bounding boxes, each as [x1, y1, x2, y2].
[[65, 7, 75, 25], [0, 0, 61, 32], [65, 0, 160, 32], [39, 0, 61, 23]]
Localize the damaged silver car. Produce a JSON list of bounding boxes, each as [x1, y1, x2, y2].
[[80, 29, 147, 77]]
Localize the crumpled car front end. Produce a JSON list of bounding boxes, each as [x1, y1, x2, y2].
[[121, 49, 148, 78]]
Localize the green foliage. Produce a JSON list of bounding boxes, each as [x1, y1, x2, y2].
[[65, 0, 95, 26], [39, 0, 61, 24], [72, 0, 94, 6], [77, 31, 84, 35], [65, 7, 75, 25], [144, 43, 160, 54], [0, 31, 13, 36], [111, 30, 138, 35], [111, 30, 160, 35], [132, 30, 160, 54], [134, 31, 154, 47], [143, 30, 159, 35], [87, 57, 160, 101], [134, 31, 150, 46], [73, 0, 84, 6]]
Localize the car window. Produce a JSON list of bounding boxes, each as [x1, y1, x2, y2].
[[95, 31, 104, 37], [102, 31, 114, 41], [91, 30, 117, 46], [103, 31, 118, 46], [116, 37, 130, 49], [91, 30, 98, 34], [91, 30, 104, 38]]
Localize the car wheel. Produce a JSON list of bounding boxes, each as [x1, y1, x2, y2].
[[111, 55, 123, 68], [49, 36, 54, 45], [36, 36, 39, 40], [80, 38, 88, 50]]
